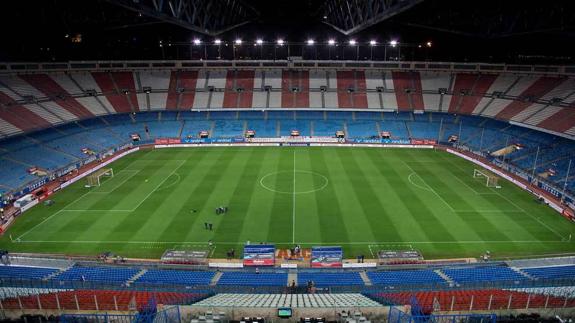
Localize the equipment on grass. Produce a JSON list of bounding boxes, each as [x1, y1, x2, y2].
[[86, 168, 114, 187], [473, 169, 499, 187]]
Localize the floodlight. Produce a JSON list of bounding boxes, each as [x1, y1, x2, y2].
[[369, 40, 377, 46], [348, 39, 356, 45], [328, 39, 336, 46], [307, 39, 315, 45]]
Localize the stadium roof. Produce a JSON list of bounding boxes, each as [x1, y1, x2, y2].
[[0, 0, 574, 64]]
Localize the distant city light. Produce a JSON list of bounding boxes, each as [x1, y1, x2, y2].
[[328, 39, 336, 46], [389, 40, 398, 47], [307, 39, 315, 45], [348, 39, 357, 45], [235, 39, 242, 45], [193, 39, 201, 45], [426, 41, 432, 47], [256, 39, 263, 45], [277, 39, 285, 46], [369, 40, 377, 46], [214, 39, 222, 45]]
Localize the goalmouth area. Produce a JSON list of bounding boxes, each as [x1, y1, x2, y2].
[[1, 146, 574, 260]]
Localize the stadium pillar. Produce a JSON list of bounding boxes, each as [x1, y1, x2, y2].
[[507, 294, 512, 310], [37, 294, 42, 310], [56, 293, 61, 311], [469, 294, 474, 311], [563, 296, 568, 308], [114, 295, 119, 311], [526, 293, 531, 309], [544, 294, 549, 308], [17, 295, 23, 310], [487, 294, 493, 310], [531, 146, 540, 184], [561, 159, 572, 202], [74, 294, 80, 310], [450, 295, 455, 311], [0, 298, 4, 311], [94, 294, 99, 311]]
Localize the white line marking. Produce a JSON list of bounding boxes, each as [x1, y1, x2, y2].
[[292, 150, 296, 244], [407, 172, 433, 192], [14, 239, 565, 245], [442, 155, 566, 240], [15, 188, 95, 241], [15, 160, 187, 240], [93, 170, 139, 194], [403, 162, 455, 212], [155, 173, 181, 192], [259, 170, 328, 194], [129, 159, 187, 211]]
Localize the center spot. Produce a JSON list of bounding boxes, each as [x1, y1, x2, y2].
[[259, 170, 329, 194]]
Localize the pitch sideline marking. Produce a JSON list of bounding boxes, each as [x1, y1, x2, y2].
[[292, 150, 296, 244], [403, 162, 455, 212], [13, 239, 565, 245]]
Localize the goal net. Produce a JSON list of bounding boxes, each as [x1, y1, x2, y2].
[[86, 168, 114, 187], [473, 169, 499, 187]]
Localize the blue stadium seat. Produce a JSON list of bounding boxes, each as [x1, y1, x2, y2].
[[217, 272, 287, 286]]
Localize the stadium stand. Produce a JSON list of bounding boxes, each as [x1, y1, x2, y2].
[[0, 266, 59, 280], [442, 266, 527, 283], [297, 272, 365, 287], [193, 293, 383, 308], [520, 265, 575, 280], [217, 272, 288, 286], [53, 266, 140, 283], [135, 269, 215, 286], [367, 269, 445, 286]]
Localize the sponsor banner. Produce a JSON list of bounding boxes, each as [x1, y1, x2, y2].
[[20, 198, 39, 213], [351, 138, 412, 145], [155, 138, 182, 145], [280, 263, 298, 268], [243, 244, 275, 266], [410, 139, 437, 145], [208, 262, 244, 268], [281, 143, 310, 147], [342, 262, 377, 268], [61, 147, 140, 189], [311, 246, 343, 268]]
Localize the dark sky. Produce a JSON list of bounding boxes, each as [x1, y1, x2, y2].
[[0, 0, 573, 64]]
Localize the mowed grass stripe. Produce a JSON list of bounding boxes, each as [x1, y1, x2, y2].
[[407, 158, 516, 243], [358, 149, 429, 242], [438, 152, 571, 240], [3, 147, 574, 259], [295, 149, 323, 243], [375, 150, 465, 254]]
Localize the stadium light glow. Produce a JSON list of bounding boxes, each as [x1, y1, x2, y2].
[[277, 39, 285, 46], [193, 39, 201, 45], [256, 39, 263, 45], [369, 40, 377, 46], [328, 39, 336, 46], [307, 39, 315, 45], [389, 40, 398, 47], [235, 39, 242, 45], [214, 39, 222, 45], [426, 41, 432, 47], [348, 39, 356, 46]]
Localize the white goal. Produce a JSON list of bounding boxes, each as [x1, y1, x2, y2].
[[473, 169, 499, 187], [86, 168, 114, 187]]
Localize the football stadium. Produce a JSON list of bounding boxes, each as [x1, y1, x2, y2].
[[0, 0, 574, 322]]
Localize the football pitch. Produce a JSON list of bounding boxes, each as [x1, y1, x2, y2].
[[1, 147, 574, 260]]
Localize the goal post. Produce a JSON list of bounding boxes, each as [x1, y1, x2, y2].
[[86, 168, 114, 187], [473, 169, 499, 187]]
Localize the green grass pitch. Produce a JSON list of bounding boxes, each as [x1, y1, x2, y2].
[[1, 147, 574, 260]]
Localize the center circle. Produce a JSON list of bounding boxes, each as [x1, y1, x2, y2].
[[259, 170, 329, 194]]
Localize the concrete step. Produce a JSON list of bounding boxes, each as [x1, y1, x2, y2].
[[210, 271, 223, 286], [359, 271, 372, 286]]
